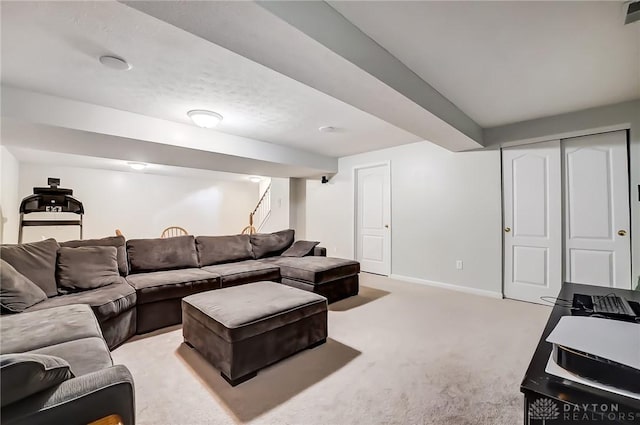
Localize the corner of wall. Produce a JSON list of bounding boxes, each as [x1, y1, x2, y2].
[[0, 146, 20, 244]]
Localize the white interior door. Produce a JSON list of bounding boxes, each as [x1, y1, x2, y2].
[[355, 164, 391, 275], [503, 141, 562, 304], [563, 131, 631, 289]]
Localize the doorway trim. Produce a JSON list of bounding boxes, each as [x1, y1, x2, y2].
[[353, 161, 392, 275]]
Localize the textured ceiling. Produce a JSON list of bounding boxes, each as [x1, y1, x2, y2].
[[0, 1, 419, 158], [330, 1, 640, 127]]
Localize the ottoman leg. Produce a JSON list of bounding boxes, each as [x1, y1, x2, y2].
[[308, 338, 327, 349], [221, 371, 257, 387]]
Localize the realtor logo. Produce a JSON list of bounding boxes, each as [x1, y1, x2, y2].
[[529, 398, 560, 424]]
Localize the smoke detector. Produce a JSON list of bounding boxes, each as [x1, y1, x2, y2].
[[99, 55, 132, 71]]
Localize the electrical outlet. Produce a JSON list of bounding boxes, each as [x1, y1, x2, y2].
[[456, 260, 463, 270]]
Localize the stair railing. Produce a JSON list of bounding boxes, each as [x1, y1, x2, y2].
[[241, 183, 271, 235]]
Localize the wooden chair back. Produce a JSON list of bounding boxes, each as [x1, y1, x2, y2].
[[161, 226, 188, 238]]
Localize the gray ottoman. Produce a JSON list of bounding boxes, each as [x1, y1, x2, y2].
[[264, 257, 360, 303], [182, 281, 328, 386]]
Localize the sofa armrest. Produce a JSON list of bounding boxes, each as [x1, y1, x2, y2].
[[312, 246, 327, 257], [1, 365, 135, 425]]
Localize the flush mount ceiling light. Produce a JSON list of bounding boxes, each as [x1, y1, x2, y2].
[[188, 110, 223, 128], [99, 55, 132, 71], [127, 162, 147, 171], [318, 126, 337, 133], [249, 176, 262, 183]]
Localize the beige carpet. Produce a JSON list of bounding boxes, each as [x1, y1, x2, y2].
[[112, 273, 550, 425]]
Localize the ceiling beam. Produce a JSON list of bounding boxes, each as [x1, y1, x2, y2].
[[121, 1, 483, 151], [0, 120, 325, 178], [1, 86, 337, 176]]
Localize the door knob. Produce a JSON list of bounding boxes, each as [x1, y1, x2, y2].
[[618, 230, 627, 236], [504, 227, 511, 233], [384, 224, 389, 229]]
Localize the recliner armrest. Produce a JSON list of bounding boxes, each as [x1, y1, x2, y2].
[[312, 246, 327, 257], [1, 365, 135, 425]]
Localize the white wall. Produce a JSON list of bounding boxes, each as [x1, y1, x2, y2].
[[258, 177, 291, 233], [0, 146, 20, 244], [306, 141, 503, 295], [289, 177, 307, 239], [17, 164, 258, 242]]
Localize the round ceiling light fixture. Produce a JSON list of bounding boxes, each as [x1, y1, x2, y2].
[[127, 162, 147, 171], [99, 55, 132, 71], [188, 110, 223, 128], [318, 126, 337, 133], [249, 176, 262, 183]]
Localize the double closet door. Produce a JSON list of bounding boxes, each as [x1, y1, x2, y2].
[[503, 131, 631, 304]]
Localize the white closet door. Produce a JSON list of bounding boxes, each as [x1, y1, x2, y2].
[[503, 141, 562, 304], [563, 131, 631, 289]]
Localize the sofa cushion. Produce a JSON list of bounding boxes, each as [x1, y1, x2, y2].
[[29, 337, 112, 377], [201, 260, 281, 288], [0, 304, 103, 354], [1, 238, 60, 297], [250, 229, 295, 259], [125, 268, 220, 304], [260, 257, 360, 284], [60, 235, 128, 276], [182, 281, 327, 342], [196, 234, 254, 266], [281, 240, 320, 257], [0, 353, 73, 407], [24, 279, 136, 323], [1, 259, 47, 313], [57, 246, 121, 291], [127, 235, 199, 273]]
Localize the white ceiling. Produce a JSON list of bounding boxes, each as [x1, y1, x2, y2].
[[2, 0, 638, 177], [121, 0, 483, 151], [329, 1, 640, 127], [0, 1, 419, 158]]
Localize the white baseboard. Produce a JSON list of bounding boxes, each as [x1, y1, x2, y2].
[[389, 274, 504, 299]]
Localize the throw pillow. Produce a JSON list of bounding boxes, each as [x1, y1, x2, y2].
[[0, 353, 74, 407], [281, 240, 320, 257], [57, 246, 120, 291], [250, 229, 295, 259], [60, 235, 128, 276], [1, 239, 60, 297], [0, 259, 47, 313]]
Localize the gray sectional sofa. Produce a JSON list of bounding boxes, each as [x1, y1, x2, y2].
[[1, 229, 359, 425], [124, 230, 359, 336], [2, 229, 359, 348], [0, 305, 135, 425]]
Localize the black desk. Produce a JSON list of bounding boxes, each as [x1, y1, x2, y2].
[[521, 282, 640, 425]]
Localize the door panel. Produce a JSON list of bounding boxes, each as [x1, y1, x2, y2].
[[563, 131, 631, 288], [503, 140, 562, 303], [513, 154, 548, 237], [513, 246, 548, 286], [356, 164, 390, 275], [569, 249, 613, 286], [566, 148, 612, 239]]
